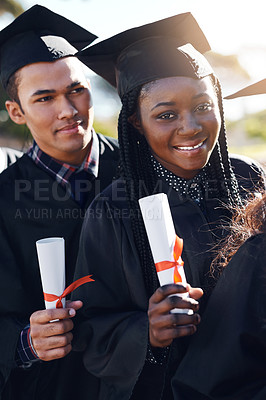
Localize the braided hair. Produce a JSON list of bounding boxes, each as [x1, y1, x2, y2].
[[118, 74, 243, 297]]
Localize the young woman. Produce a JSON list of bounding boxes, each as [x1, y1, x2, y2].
[[172, 79, 266, 400], [72, 14, 265, 400]]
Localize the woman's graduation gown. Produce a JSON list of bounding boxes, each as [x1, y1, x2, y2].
[[72, 155, 265, 400]]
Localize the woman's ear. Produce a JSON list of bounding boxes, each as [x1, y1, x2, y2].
[[5, 100, 26, 125], [128, 112, 143, 134]]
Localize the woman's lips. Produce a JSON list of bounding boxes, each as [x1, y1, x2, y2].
[[173, 140, 206, 151]]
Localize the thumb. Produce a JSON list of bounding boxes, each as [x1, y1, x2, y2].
[[187, 284, 204, 300], [65, 300, 83, 311]]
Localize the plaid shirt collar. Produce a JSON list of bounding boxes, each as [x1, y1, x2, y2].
[[27, 129, 99, 187]]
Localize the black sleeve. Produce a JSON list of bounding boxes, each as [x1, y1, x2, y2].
[[72, 197, 149, 399], [171, 234, 266, 400], [230, 153, 266, 197]]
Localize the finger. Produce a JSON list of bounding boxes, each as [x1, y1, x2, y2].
[[65, 300, 83, 310], [149, 293, 199, 316], [33, 332, 73, 355], [150, 323, 198, 347], [31, 319, 74, 339], [30, 308, 76, 325], [166, 294, 200, 312], [150, 312, 200, 331], [36, 343, 72, 362], [188, 286, 204, 300], [150, 284, 188, 305], [163, 324, 198, 341]]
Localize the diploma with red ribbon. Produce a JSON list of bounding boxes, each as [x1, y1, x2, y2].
[[43, 275, 94, 309], [36, 237, 93, 309], [139, 193, 191, 314]]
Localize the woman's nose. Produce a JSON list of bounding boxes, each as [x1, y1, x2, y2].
[[177, 113, 201, 136]]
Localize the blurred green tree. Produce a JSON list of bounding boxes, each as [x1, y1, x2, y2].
[[245, 110, 266, 140]]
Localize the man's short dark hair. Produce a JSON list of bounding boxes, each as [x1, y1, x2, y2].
[[5, 70, 23, 111]]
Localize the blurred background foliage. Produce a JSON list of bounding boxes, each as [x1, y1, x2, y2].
[[0, 0, 24, 16], [0, 0, 266, 166]]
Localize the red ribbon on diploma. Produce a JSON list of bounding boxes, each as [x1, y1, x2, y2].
[[43, 275, 94, 308], [155, 235, 184, 283]]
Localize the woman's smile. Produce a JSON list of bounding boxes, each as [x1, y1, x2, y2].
[[173, 139, 206, 152]]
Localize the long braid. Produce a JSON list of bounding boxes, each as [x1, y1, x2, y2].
[[206, 76, 243, 208], [215, 79, 242, 206], [118, 88, 159, 296]]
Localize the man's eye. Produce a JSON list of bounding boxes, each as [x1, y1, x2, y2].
[[37, 96, 53, 102], [70, 87, 85, 94]]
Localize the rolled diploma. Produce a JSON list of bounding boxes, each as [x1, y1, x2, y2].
[[36, 237, 66, 309], [139, 193, 192, 314]]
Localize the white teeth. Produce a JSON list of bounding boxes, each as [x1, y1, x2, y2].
[[177, 141, 204, 150]]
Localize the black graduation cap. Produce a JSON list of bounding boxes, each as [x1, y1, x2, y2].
[[225, 78, 266, 99], [0, 4, 97, 88], [78, 12, 213, 98]]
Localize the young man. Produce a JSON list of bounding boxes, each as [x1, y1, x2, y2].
[[0, 5, 119, 400]]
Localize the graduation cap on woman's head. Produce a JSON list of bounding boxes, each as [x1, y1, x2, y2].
[[77, 12, 213, 98], [225, 79, 266, 99], [0, 4, 97, 88]]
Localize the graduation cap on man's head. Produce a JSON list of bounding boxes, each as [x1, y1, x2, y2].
[[78, 12, 213, 98], [225, 79, 266, 99], [0, 4, 97, 88]]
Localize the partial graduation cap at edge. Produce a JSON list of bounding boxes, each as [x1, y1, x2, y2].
[[78, 12, 213, 98], [225, 78, 266, 99], [0, 4, 97, 89]]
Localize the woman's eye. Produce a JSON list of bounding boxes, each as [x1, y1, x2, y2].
[[196, 103, 212, 112], [158, 112, 175, 120]]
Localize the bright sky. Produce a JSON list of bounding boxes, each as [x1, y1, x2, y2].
[[1, 0, 266, 120]]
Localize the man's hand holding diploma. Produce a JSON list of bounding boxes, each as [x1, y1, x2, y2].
[[30, 300, 82, 361]]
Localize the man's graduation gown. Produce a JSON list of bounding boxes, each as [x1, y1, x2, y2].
[[0, 133, 119, 399], [72, 155, 265, 400]]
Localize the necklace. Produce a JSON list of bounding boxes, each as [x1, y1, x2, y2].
[[151, 155, 208, 206]]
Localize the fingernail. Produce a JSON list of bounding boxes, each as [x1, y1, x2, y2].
[[69, 309, 75, 316]]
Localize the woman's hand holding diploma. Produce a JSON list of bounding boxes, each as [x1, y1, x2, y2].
[[148, 284, 203, 348]]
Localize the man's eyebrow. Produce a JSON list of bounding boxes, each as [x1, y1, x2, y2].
[[67, 81, 82, 89], [31, 89, 56, 97], [31, 82, 83, 97]]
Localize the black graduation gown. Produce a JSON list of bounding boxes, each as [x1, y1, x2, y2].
[[172, 234, 266, 400], [72, 155, 265, 400], [0, 133, 119, 400]]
